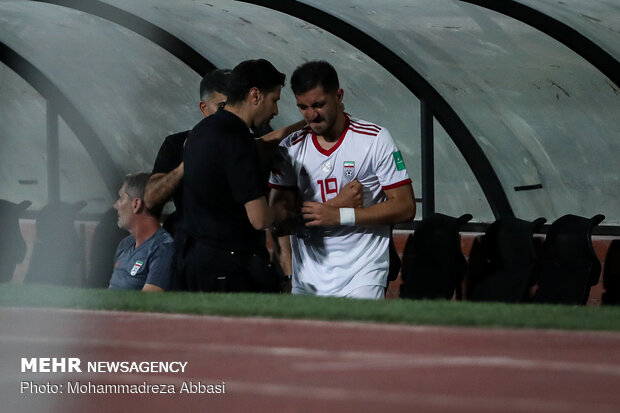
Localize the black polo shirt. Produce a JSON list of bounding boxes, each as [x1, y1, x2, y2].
[[182, 108, 266, 253], [152, 130, 189, 215]]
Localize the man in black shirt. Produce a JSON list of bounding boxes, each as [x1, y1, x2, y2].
[[182, 59, 289, 292], [146, 70, 303, 231], [145, 69, 230, 235], [146, 69, 303, 291]]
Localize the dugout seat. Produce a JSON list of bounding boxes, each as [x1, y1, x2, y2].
[[0, 199, 31, 283], [466, 217, 546, 303], [400, 213, 472, 300], [533, 214, 604, 305], [24, 200, 87, 286], [602, 239, 620, 305], [86, 208, 127, 288]]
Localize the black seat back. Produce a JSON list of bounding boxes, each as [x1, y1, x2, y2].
[[86, 208, 127, 288], [602, 239, 620, 305], [400, 213, 472, 300], [534, 214, 604, 305], [0, 200, 31, 283], [24, 200, 87, 286], [468, 217, 545, 303]]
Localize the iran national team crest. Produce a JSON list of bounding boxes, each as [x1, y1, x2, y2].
[[130, 260, 144, 276], [343, 161, 355, 178]]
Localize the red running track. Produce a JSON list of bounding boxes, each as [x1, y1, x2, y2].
[[2, 307, 620, 413]]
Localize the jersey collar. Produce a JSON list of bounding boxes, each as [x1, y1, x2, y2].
[[311, 114, 350, 157]]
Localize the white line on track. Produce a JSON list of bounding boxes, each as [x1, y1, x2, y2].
[[4, 306, 620, 339]]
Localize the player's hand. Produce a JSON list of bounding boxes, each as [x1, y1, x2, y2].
[[328, 180, 363, 208], [302, 202, 340, 227]]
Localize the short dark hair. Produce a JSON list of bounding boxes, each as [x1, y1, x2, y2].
[[226, 59, 286, 105], [122, 173, 160, 219], [199, 69, 231, 102], [291, 60, 339, 95]]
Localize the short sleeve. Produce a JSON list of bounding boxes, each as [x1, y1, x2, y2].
[[373, 128, 412, 190], [152, 132, 186, 174], [144, 240, 175, 290], [225, 136, 265, 204]]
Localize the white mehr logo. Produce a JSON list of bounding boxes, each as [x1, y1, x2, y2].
[[21, 357, 82, 372]]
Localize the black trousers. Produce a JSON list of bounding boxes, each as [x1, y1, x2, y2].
[[181, 239, 280, 293], [167, 227, 187, 291]]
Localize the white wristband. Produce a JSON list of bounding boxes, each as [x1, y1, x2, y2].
[[339, 208, 356, 226]]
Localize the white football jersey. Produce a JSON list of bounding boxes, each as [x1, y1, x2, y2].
[[269, 115, 411, 297]]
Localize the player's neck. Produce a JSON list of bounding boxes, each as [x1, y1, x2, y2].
[[318, 112, 346, 143]]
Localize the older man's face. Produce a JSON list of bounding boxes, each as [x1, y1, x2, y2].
[[113, 183, 133, 230]]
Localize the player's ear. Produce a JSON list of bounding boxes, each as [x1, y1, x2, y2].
[[336, 88, 344, 103]]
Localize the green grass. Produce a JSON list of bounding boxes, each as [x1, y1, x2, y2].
[[2, 284, 620, 332]]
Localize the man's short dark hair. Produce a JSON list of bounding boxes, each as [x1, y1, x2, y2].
[[199, 69, 231, 102], [226, 59, 286, 105], [291, 61, 340, 96], [123, 173, 160, 219]]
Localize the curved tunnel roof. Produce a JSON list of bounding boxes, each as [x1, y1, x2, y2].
[[1, 0, 619, 230]]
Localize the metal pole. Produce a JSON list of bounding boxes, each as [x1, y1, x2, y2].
[[46, 101, 60, 203], [421, 99, 434, 219]]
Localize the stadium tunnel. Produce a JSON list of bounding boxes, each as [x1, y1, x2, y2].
[[1, 0, 620, 287]]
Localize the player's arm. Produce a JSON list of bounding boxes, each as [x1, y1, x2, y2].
[[267, 228, 293, 292], [259, 120, 306, 143], [268, 187, 300, 235], [267, 227, 293, 275], [276, 236, 293, 275], [144, 163, 184, 210], [268, 188, 297, 289], [302, 183, 415, 227], [142, 283, 164, 292]]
